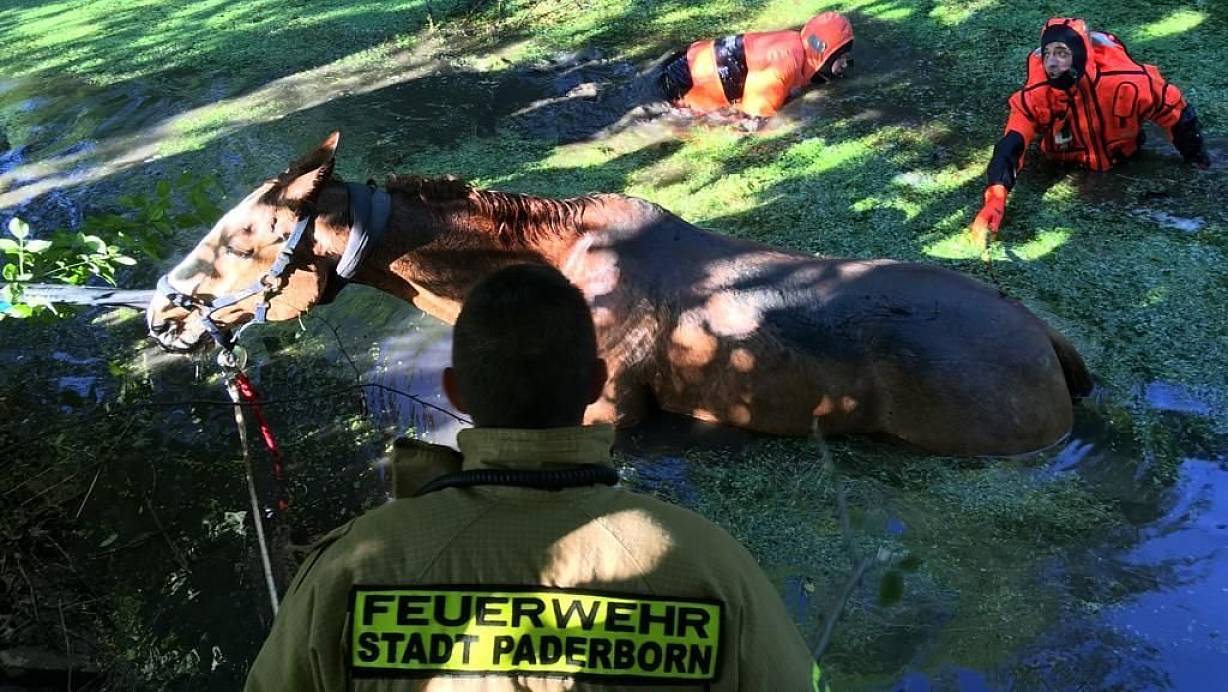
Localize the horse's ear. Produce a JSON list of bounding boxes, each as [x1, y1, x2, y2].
[[274, 131, 339, 206]]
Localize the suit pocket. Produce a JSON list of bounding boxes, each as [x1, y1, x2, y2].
[[1110, 83, 1138, 131]]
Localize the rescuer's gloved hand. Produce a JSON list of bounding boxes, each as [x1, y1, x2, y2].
[[969, 184, 1009, 251], [1173, 106, 1212, 170], [970, 184, 1008, 236], [389, 437, 463, 498]]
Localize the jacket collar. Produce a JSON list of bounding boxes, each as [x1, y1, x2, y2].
[[456, 425, 615, 472]]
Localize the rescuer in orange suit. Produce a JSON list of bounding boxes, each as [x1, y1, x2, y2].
[[658, 11, 854, 127], [971, 17, 1212, 240]]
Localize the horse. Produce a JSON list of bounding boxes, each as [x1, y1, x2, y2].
[[146, 132, 1092, 456]]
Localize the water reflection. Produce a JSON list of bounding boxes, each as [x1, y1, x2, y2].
[[978, 414, 1226, 691], [1142, 381, 1215, 416], [1103, 457, 1228, 689]]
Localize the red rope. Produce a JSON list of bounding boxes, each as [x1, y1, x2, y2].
[[232, 372, 290, 514]]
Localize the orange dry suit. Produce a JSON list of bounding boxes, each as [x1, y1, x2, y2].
[[975, 17, 1209, 234], [659, 12, 854, 118]]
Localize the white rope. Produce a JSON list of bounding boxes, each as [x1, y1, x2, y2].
[[226, 378, 280, 616]]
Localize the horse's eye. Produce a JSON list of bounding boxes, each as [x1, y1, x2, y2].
[[224, 245, 255, 259]]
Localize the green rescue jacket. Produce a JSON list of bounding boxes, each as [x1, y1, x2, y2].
[[244, 425, 822, 691]]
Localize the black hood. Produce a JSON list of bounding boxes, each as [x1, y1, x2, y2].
[[1040, 23, 1087, 90]]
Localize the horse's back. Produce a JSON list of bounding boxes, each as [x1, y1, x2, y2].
[[581, 202, 1080, 453]]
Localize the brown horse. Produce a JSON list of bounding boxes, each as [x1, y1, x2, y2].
[[146, 133, 1092, 456]]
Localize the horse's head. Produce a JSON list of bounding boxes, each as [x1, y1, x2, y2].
[[147, 133, 342, 352]]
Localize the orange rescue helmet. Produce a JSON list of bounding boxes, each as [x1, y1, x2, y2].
[[801, 12, 855, 78]]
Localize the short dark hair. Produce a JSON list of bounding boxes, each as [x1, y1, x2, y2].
[[452, 264, 599, 428]]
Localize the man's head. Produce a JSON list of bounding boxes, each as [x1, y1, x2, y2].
[[802, 12, 855, 82], [443, 264, 606, 429], [1040, 19, 1088, 90]]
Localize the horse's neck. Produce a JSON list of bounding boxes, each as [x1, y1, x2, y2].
[[353, 189, 606, 323]]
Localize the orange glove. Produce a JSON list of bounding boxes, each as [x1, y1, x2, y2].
[[970, 184, 1008, 241]]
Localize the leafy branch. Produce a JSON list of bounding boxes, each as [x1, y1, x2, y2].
[[1, 173, 221, 320], [0, 217, 136, 319]]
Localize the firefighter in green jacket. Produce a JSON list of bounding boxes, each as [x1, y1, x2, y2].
[[244, 264, 824, 691]]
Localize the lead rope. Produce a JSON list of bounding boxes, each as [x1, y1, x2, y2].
[[980, 234, 1011, 298], [221, 349, 281, 616], [231, 371, 290, 514]]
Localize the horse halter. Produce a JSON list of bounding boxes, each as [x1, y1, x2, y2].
[[154, 182, 390, 352], [155, 211, 315, 351]]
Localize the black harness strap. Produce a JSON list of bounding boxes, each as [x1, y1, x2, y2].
[[715, 34, 748, 103], [658, 49, 694, 102], [414, 464, 620, 497]]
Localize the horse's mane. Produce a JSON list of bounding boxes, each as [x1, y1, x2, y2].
[[385, 174, 596, 245]]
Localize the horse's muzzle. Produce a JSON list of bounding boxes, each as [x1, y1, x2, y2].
[[147, 308, 208, 353]]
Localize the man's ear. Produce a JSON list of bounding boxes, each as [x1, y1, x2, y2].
[[274, 131, 339, 207], [586, 359, 609, 405], [442, 367, 469, 414]]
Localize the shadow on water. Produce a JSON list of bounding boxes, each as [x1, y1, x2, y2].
[[1039, 130, 1228, 238], [2, 263, 412, 687], [0, 60, 554, 229]]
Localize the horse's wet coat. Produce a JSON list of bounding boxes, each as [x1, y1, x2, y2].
[[147, 134, 1091, 456]]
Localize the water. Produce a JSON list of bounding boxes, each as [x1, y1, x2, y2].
[[1131, 208, 1206, 234], [880, 409, 1228, 690], [1143, 381, 1215, 416], [1103, 457, 1228, 689], [317, 284, 467, 447]]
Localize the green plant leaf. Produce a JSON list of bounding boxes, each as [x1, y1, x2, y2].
[[81, 234, 107, 253], [156, 180, 171, 198], [24, 295, 55, 311], [25, 239, 53, 254], [114, 255, 138, 266], [0, 239, 18, 253], [2, 263, 16, 281], [6, 303, 34, 318], [7, 217, 30, 239]]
